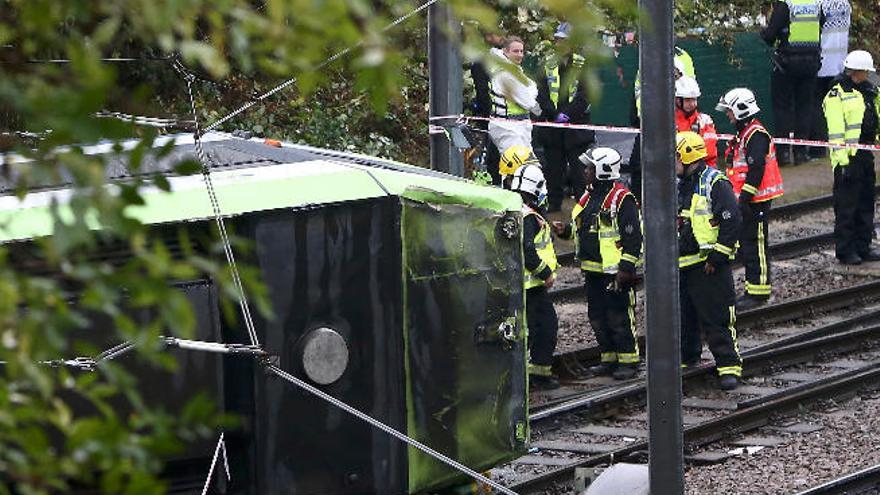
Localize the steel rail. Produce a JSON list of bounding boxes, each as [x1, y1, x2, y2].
[[514, 362, 880, 493], [549, 281, 880, 377], [531, 318, 880, 422], [793, 462, 880, 495]]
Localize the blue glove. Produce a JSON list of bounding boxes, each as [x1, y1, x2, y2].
[[554, 113, 570, 123]]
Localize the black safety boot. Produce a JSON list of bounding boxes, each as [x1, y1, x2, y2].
[[612, 364, 639, 381], [530, 374, 561, 390], [718, 374, 739, 391], [589, 362, 617, 376], [838, 253, 863, 265], [735, 295, 768, 311], [859, 249, 880, 262]]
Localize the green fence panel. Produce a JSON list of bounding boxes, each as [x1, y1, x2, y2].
[[591, 33, 775, 136]]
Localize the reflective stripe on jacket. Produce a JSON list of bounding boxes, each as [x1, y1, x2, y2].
[[785, 0, 820, 49], [545, 54, 585, 106], [679, 167, 735, 268], [823, 81, 880, 168], [523, 206, 558, 288], [571, 183, 641, 274], [727, 119, 785, 202]]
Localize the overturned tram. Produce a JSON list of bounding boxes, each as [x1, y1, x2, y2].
[[0, 132, 529, 494]]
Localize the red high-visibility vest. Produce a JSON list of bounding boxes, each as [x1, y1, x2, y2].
[[675, 108, 718, 168], [726, 119, 784, 203]]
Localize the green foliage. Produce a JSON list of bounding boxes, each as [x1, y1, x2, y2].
[[0, 0, 638, 492]]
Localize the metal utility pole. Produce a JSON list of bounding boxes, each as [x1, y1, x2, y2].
[[428, 2, 464, 176], [639, 0, 684, 493]]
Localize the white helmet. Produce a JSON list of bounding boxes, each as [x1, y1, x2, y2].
[[579, 147, 622, 181], [675, 76, 701, 98], [844, 50, 876, 72], [510, 163, 547, 200], [673, 58, 685, 78], [715, 88, 760, 120]]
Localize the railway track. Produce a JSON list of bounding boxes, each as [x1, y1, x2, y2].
[[548, 279, 880, 380], [504, 305, 880, 492], [794, 462, 880, 494]]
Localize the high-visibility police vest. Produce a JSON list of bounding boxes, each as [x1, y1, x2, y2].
[[523, 205, 558, 288], [823, 81, 880, 168], [727, 119, 785, 202], [571, 183, 639, 274], [785, 0, 820, 50], [679, 167, 735, 268], [545, 54, 585, 106], [635, 47, 695, 118]]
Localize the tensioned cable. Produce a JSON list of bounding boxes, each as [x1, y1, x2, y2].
[[200, 432, 230, 495], [266, 364, 518, 495], [202, 0, 441, 134], [176, 58, 261, 348]]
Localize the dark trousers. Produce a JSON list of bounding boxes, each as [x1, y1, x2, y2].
[[628, 134, 642, 202], [810, 76, 834, 157], [739, 200, 772, 297], [526, 286, 559, 366], [485, 139, 501, 186], [834, 152, 877, 258], [680, 262, 742, 375], [584, 272, 639, 363], [771, 69, 817, 159], [539, 131, 589, 209]]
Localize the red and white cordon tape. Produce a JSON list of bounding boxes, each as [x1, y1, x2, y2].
[[429, 114, 880, 153]]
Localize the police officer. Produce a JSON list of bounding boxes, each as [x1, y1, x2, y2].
[[536, 22, 595, 212], [629, 48, 694, 200], [552, 147, 642, 380], [716, 88, 785, 310], [675, 76, 719, 167], [761, 0, 822, 165], [511, 164, 561, 388], [823, 50, 880, 264], [676, 132, 743, 391]]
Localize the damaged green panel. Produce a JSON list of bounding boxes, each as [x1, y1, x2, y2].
[[400, 188, 527, 493]]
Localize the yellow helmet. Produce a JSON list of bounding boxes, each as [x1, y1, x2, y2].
[[675, 131, 708, 165], [499, 145, 538, 176]]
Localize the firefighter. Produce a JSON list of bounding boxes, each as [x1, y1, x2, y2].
[[761, 0, 822, 165], [823, 49, 880, 264], [716, 88, 785, 310], [510, 164, 561, 388], [676, 131, 743, 391], [535, 22, 595, 212], [629, 49, 693, 200], [551, 147, 642, 380], [498, 144, 541, 190], [675, 76, 719, 167]]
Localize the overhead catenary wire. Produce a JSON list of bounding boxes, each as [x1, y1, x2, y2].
[[201, 0, 441, 134], [176, 57, 261, 348], [200, 432, 230, 495]]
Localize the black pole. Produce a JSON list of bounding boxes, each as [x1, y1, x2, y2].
[[428, 3, 464, 176], [639, 0, 684, 493]]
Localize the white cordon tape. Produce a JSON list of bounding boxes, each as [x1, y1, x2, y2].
[[430, 114, 880, 152]]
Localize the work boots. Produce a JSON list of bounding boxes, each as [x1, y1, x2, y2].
[[589, 362, 616, 376], [612, 364, 639, 381], [718, 374, 739, 391]]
